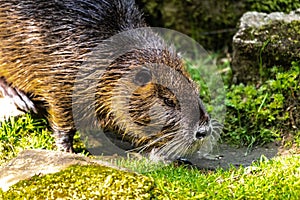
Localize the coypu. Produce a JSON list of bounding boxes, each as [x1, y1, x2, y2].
[[0, 0, 221, 160]]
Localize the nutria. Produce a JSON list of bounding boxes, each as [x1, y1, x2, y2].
[[0, 0, 221, 160]]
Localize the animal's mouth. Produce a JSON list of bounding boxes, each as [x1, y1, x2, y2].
[[126, 119, 222, 162], [148, 119, 223, 161]]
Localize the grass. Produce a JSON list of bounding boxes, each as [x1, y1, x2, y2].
[[147, 155, 300, 199], [0, 114, 54, 165], [0, 113, 87, 165]]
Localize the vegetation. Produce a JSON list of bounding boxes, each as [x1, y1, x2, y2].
[[137, 0, 300, 50], [0, 164, 155, 199], [137, 0, 246, 50], [148, 155, 300, 199], [224, 62, 299, 148], [248, 0, 300, 13], [0, 114, 86, 165], [0, 114, 54, 165], [237, 20, 300, 83]]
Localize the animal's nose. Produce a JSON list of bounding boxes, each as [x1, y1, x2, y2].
[[195, 125, 211, 139], [195, 130, 207, 139]]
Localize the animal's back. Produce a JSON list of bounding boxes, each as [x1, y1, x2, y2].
[[0, 0, 146, 151], [0, 0, 145, 93]]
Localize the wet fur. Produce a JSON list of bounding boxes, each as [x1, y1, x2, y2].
[[0, 0, 219, 160]]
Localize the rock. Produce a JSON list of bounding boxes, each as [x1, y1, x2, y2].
[[0, 149, 124, 192], [232, 9, 300, 83]]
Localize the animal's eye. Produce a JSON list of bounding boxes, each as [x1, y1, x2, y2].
[[134, 68, 152, 86], [164, 98, 176, 107]]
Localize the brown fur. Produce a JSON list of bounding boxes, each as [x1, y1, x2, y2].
[[0, 0, 218, 160]]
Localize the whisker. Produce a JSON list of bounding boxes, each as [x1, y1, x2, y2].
[[130, 118, 223, 160], [157, 137, 189, 158], [126, 131, 177, 153]]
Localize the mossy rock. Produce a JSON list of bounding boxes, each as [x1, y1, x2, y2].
[[1, 164, 156, 199], [136, 0, 300, 51], [232, 10, 300, 83]]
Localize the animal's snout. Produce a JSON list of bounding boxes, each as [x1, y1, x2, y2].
[[195, 130, 207, 139], [195, 122, 211, 140], [195, 126, 211, 139]]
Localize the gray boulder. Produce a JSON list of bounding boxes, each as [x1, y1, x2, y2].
[[232, 9, 300, 83]]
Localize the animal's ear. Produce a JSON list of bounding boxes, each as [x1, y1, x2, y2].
[[133, 68, 152, 86]]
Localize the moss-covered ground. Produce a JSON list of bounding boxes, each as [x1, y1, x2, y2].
[[1, 164, 155, 199]]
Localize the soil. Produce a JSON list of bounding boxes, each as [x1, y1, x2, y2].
[[191, 142, 280, 170]]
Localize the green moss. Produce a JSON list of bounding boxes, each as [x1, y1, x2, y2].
[[2, 164, 156, 199], [232, 10, 300, 83], [256, 20, 299, 66], [238, 19, 300, 73]]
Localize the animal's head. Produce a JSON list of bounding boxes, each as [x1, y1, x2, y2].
[[96, 48, 221, 161], [73, 28, 222, 161]]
